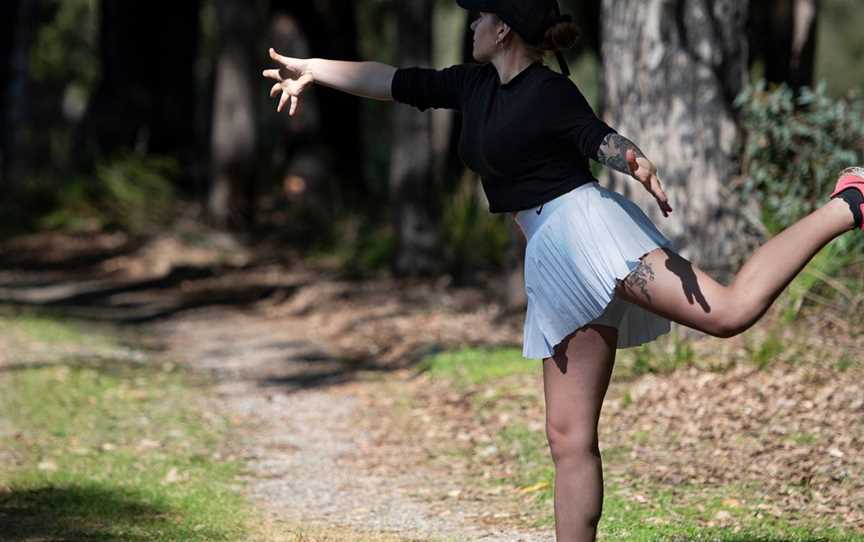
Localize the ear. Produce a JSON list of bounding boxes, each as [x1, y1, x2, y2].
[[499, 24, 511, 41], [494, 16, 511, 42]]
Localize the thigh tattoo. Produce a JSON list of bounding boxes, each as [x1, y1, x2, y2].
[[624, 260, 655, 303]]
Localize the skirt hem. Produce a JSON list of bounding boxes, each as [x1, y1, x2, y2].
[[518, 183, 674, 360], [521, 242, 672, 360]]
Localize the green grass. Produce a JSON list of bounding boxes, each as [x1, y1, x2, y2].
[[0, 311, 427, 542], [614, 329, 703, 378], [598, 484, 863, 542], [420, 345, 864, 541], [0, 310, 264, 541], [0, 361, 258, 541], [0, 308, 123, 355], [417, 332, 700, 388], [10, 313, 94, 344], [485, 418, 863, 541], [417, 347, 537, 387], [779, 236, 861, 325], [746, 330, 787, 370], [2, 309, 108, 344]]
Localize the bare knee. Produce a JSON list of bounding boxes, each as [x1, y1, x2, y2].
[[546, 424, 601, 466], [703, 301, 760, 338]]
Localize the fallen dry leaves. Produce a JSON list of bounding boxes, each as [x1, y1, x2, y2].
[[2, 229, 862, 534]]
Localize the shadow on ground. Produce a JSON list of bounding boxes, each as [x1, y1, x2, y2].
[[0, 233, 147, 271], [0, 231, 518, 396], [0, 484, 225, 541], [0, 232, 415, 394], [0, 230, 312, 323]]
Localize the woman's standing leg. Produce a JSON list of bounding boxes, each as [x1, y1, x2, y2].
[[543, 324, 618, 542], [615, 198, 856, 336]]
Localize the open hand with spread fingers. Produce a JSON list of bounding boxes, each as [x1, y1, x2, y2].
[[262, 48, 314, 116], [626, 149, 673, 217]]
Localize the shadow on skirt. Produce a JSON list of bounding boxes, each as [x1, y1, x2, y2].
[[514, 182, 673, 360]]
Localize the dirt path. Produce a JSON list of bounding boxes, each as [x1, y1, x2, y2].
[[3, 231, 861, 538], [0, 231, 549, 540], [150, 289, 549, 542]]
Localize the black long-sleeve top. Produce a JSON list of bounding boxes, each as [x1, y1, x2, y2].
[[391, 61, 616, 214]]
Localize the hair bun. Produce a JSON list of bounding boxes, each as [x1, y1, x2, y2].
[[542, 15, 580, 52]]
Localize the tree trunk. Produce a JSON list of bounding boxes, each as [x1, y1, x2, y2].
[[267, 7, 325, 219], [269, 0, 366, 224], [601, 0, 761, 280], [390, 0, 440, 276], [789, 0, 819, 89], [80, 1, 200, 176], [4, 0, 38, 186], [84, 2, 150, 156], [208, 0, 258, 229], [748, 0, 819, 90], [0, 0, 21, 184], [306, 0, 365, 206], [148, 1, 201, 169], [443, 9, 476, 193]]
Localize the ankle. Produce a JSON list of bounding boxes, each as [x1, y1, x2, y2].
[[826, 198, 858, 232]]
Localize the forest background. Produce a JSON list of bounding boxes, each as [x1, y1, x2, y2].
[[1, 0, 863, 308], [1, 2, 864, 539]]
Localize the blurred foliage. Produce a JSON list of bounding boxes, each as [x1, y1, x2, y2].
[[30, 0, 99, 92], [359, 100, 394, 212], [357, 0, 398, 66], [440, 174, 512, 279], [316, 217, 397, 279], [816, 0, 864, 97], [41, 155, 178, 235], [313, 173, 513, 280], [567, 51, 601, 111], [779, 235, 863, 323], [417, 346, 534, 388], [736, 80, 864, 321], [736, 80, 864, 232], [6, 0, 864, 283], [26, 0, 100, 176]]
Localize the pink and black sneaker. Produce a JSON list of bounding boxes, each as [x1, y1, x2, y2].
[[831, 167, 864, 232]]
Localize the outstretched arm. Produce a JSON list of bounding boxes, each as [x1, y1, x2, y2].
[[262, 48, 397, 116], [596, 133, 673, 217]]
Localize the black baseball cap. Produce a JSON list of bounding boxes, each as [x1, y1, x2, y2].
[[457, 0, 572, 75]]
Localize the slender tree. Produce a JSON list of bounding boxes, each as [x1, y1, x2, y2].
[[81, 1, 200, 166], [209, 0, 258, 228], [270, 0, 366, 218], [749, 0, 820, 90], [267, 4, 325, 219], [443, 8, 476, 193], [0, 0, 22, 184], [601, 0, 761, 279], [391, 0, 439, 276], [3, 0, 39, 186], [148, 2, 201, 167], [292, 0, 366, 205]]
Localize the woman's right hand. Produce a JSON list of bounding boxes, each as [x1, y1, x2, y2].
[[262, 48, 314, 116]]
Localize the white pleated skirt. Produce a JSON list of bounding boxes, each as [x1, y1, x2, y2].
[[514, 182, 673, 359]]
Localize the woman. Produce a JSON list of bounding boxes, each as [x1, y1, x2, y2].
[[263, 1, 864, 540]]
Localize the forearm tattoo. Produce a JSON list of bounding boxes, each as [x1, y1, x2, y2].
[[624, 260, 655, 304], [596, 133, 647, 175]]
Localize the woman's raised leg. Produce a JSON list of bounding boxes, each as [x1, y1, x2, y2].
[[543, 324, 618, 542], [615, 198, 856, 336]]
